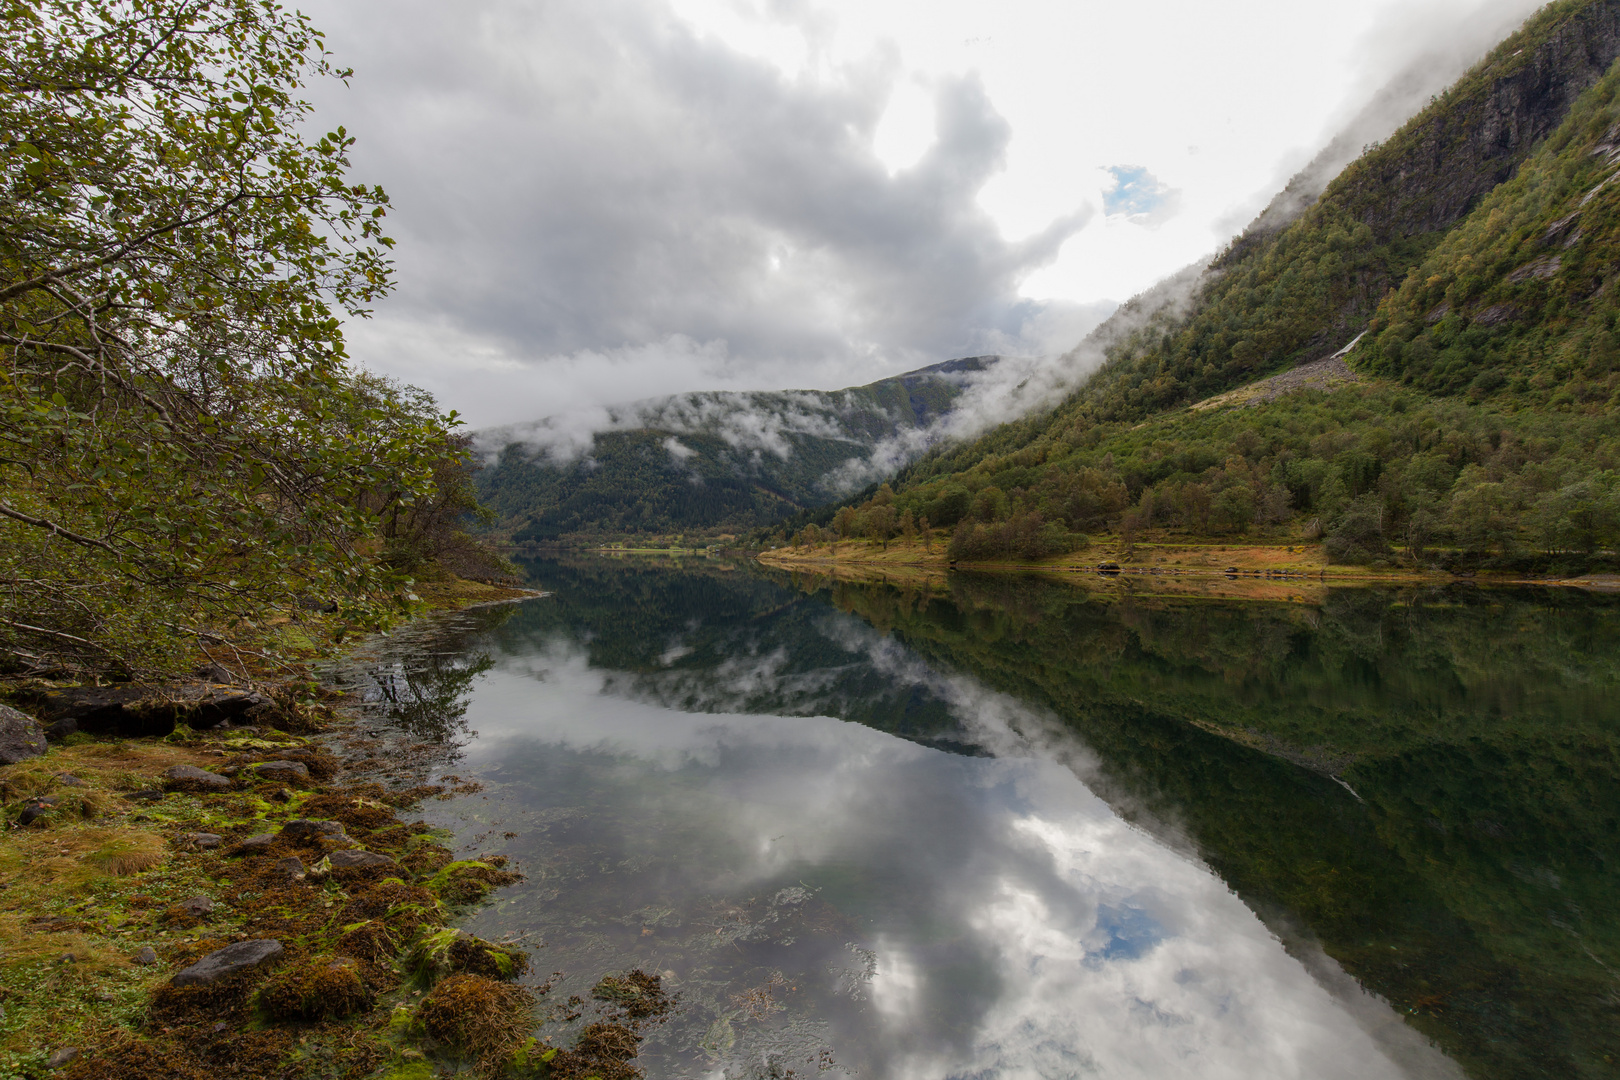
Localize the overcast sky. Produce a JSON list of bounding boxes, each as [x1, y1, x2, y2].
[[303, 0, 1543, 428]]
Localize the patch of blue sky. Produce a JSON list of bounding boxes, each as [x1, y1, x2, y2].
[[1086, 901, 1167, 966], [1102, 165, 1179, 222]]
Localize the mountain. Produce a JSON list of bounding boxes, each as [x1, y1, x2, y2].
[[473, 357, 997, 542], [813, 0, 1620, 572]]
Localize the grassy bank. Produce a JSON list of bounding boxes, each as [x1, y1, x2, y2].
[[0, 581, 666, 1080], [755, 534, 1620, 596]]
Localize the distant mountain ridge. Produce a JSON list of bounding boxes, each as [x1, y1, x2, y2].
[[474, 356, 998, 541]]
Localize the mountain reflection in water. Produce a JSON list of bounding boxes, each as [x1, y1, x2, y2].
[[329, 556, 1620, 1080]]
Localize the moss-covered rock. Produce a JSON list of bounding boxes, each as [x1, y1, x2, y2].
[[424, 859, 522, 906], [408, 927, 530, 984], [258, 954, 371, 1020]]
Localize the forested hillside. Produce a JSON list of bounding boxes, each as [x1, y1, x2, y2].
[[475, 357, 994, 542], [806, 0, 1620, 571]]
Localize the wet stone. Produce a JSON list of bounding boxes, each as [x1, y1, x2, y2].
[[170, 939, 283, 987], [132, 947, 159, 965], [162, 764, 232, 789], [250, 760, 309, 782], [327, 848, 396, 870]]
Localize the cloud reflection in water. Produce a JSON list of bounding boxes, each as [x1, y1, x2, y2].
[[449, 619, 1459, 1080]]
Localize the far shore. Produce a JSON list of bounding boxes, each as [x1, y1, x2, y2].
[[754, 536, 1620, 595]]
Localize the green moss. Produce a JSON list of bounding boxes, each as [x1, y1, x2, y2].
[[424, 860, 522, 907]]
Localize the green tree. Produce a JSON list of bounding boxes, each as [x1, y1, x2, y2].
[[0, 0, 463, 675]]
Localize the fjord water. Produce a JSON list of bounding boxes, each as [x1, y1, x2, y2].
[[334, 558, 1620, 1080]]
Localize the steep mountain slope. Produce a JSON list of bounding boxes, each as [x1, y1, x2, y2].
[[474, 357, 995, 542], [813, 0, 1620, 569]]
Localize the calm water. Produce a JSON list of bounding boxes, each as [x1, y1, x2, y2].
[[329, 557, 1620, 1080]]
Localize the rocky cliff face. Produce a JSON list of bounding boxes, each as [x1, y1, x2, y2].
[[1352, 0, 1620, 238]]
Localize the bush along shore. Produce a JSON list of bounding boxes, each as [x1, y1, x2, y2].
[[0, 615, 670, 1080]]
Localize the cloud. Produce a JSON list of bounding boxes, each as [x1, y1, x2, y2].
[[303, 0, 1093, 427], [1102, 165, 1183, 226], [823, 263, 1204, 491], [1214, 0, 1544, 240]]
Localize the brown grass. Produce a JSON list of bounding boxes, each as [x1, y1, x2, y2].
[[258, 954, 372, 1020], [418, 973, 536, 1075]]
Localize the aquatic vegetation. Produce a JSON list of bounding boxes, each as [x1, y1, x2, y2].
[[418, 972, 536, 1075], [410, 927, 530, 983], [426, 859, 523, 907]]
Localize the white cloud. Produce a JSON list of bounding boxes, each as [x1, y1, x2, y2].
[[302, 0, 1545, 429]]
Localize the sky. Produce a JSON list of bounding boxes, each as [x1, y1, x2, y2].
[[302, 0, 1544, 429]]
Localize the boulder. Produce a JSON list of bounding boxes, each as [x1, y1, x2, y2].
[[236, 833, 275, 853], [327, 849, 396, 870], [131, 947, 159, 965], [249, 760, 309, 782], [125, 789, 165, 803], [31, 682, 273, 738], [176, 896, 214, 918], [162, 764, 232, 790], [0, 704, 47, 765], [170, 939, 283, 986], [18, 796, 59, 826], [279, 819, 347, 843]]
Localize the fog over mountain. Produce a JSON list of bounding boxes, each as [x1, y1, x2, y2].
[[302, 0, 1543, 434]]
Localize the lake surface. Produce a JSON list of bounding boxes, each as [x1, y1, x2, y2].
[[328, 557, 1620, 1080]]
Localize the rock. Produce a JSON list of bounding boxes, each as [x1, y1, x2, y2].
[[249, 760, 309, 782], [162, 764, 232, 790], [31, 682, 272, 738], [274, 856, 306, 881], [170, 939, 283, 986], [42, 716, 76, 742], [267, 788, 291, 803], [132, 946, 159, 965], [236, 833, 275, 853], [32, 685, 162, 737], [327, 849, 396, 870], [18, 797, 59, 826], [126, 789, 165, 802], [177, 896, 214, 918], [185, 832, 223, 849], [0, 704, 47, 765], [278, 819, 347, 843], [53, 773, 85, 787], [45, 1047, 79, 1069]]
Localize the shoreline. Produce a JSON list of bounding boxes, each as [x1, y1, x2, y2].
[[754, 537, 1620, 594], [0, 579, 666, 1080]]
